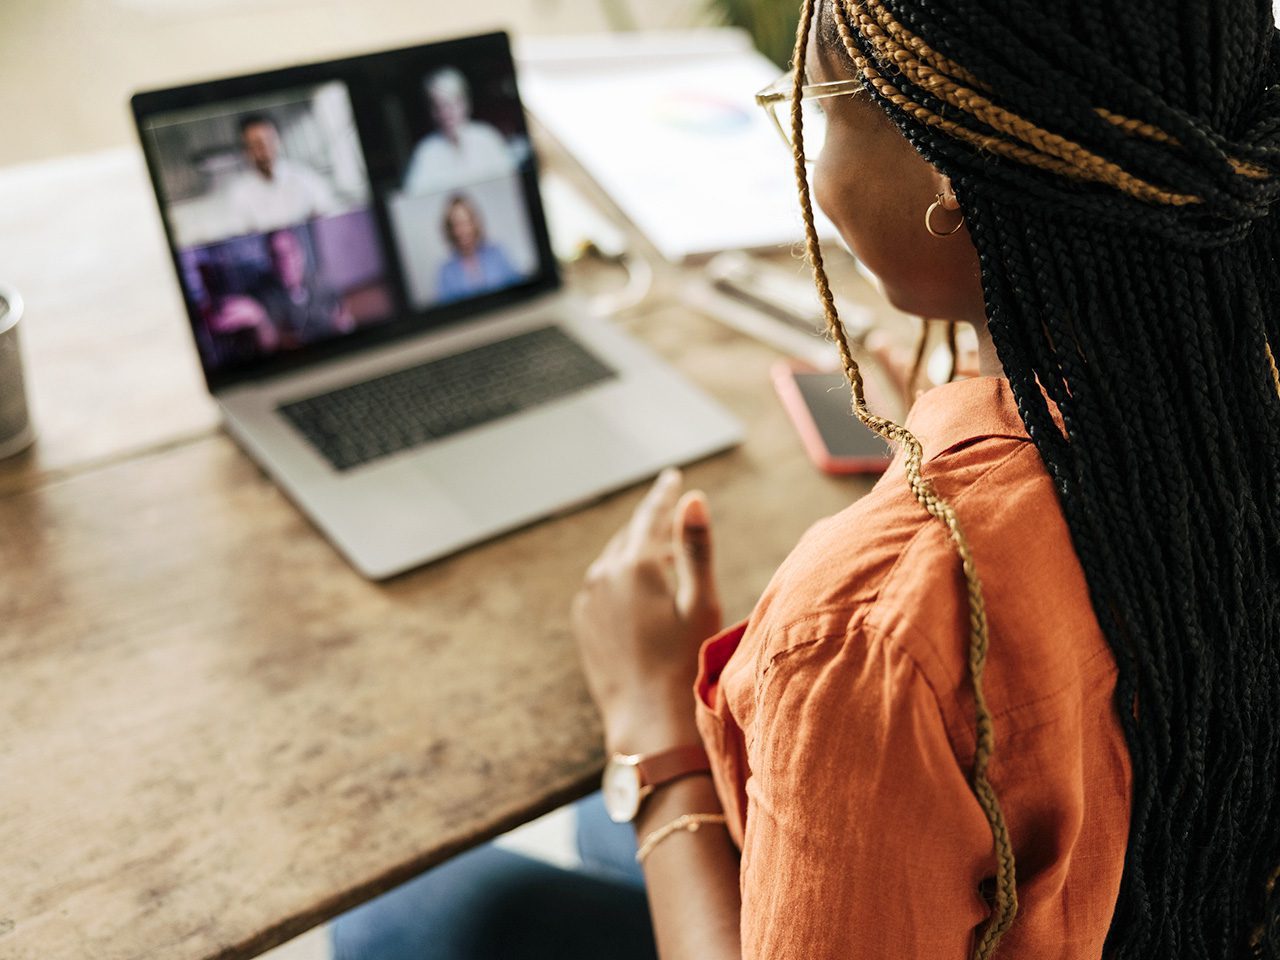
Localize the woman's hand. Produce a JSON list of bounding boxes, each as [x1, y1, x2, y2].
[[571, 468, 722, 755]]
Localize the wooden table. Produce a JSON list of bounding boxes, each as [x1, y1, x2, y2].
[[0, 148, 894, 960]]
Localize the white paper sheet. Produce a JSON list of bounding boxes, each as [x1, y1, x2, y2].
[[520, 31, 835, 262]]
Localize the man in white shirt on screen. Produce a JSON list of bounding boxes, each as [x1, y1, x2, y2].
[[225, 113, 339, 236], [402, 68, 516, 195]]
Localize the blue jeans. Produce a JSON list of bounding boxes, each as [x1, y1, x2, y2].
[[330, 793, 657, 960]]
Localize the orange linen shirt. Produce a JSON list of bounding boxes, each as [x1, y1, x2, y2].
[[694, 376, 1133, 959]]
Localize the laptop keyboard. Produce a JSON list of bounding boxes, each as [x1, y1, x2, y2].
[[279, 326, 617, 472]]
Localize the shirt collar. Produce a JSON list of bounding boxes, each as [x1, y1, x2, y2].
[[903, 376, 1035, 462]]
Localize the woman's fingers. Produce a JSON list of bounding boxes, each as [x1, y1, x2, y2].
[[624, 467, 683, 556], [673, 490, 719, 618], [590, 469, 682, 585]]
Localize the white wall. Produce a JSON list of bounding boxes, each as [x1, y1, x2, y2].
[[0, 0, 705, 167]]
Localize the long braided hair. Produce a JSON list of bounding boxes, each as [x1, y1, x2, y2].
[[787, 0, 1280, 957]]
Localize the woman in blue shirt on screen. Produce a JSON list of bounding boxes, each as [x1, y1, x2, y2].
[[436, 193, 522, 303]]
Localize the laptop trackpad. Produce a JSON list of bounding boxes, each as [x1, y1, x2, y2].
[[425, 406, 639, 522]]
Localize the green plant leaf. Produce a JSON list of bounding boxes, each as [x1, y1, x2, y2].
[[706, 0, 799, 68]]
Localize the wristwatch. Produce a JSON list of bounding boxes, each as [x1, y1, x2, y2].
[[601, 744, 711, 823]]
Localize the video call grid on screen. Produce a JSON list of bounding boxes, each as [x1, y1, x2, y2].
[[132, 32, 559, 389]]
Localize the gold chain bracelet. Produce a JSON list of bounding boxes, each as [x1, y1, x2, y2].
[[635, 813, 728, 864]]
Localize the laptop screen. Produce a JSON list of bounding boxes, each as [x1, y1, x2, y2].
[[132, 32, 558, 391]]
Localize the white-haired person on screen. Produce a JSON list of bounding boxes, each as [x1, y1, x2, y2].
[[402, 67, 517, 195]]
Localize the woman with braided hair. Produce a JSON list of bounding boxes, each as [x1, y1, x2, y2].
[[332, 1, 1280, 958]]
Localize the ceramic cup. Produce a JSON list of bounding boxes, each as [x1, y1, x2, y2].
[[0, 283, 35, 459]]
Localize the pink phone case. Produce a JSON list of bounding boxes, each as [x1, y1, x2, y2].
[[771, 359, 893, 475]]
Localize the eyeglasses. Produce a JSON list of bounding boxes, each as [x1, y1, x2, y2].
[[755, 68, 865, 162]]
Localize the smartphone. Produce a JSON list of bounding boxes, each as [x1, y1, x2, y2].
[[772, 360, 894, 475]]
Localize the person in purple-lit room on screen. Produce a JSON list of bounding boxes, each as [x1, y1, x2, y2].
[[252, 228, 353, 347]]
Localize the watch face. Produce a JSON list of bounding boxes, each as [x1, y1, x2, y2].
[[602, 757, 642, 823]]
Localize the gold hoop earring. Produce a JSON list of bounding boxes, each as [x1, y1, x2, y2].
[[925, 194, 963, 238]]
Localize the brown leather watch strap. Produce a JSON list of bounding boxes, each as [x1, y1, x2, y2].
[[635, 744, 711, 791]]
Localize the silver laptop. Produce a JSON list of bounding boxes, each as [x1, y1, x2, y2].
[[132, 32, 742, 579]]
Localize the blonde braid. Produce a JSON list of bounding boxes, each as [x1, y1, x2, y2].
[[835, 0, 1274, 209], [861, 0, 985, 89], [790, 2, 1018, 955], [1093, 108, 1270, 180], [830, 7, 1096, 187], [842, 0, 1203, 205]]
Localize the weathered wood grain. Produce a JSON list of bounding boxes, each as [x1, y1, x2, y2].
[[0, 293, 877, 960], [0, 146, 913, 960]]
